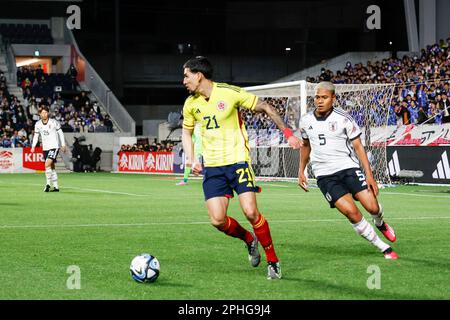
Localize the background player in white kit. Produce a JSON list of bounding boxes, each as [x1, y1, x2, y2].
[[31, 105, 67, 192], [176, 122, 202, 186], [298, 82, 398, 260]]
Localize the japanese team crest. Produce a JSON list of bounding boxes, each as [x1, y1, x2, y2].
[[217, 101, 227, 111], [329, 121, 338, 132]]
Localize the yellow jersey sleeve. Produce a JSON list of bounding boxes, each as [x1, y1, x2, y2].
[[236, 89, 258, 111], [182, 98, 195, 130]]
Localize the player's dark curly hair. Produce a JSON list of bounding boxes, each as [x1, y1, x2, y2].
[[38, 104, 49, 113], [183, 56, 213, 79]]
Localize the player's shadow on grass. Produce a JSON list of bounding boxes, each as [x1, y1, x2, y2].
[[148, 279, 193, 288], [283, 242, 370, 259], [279, 278, 425, 300], [414, 189, 450, 194], [0, 203, 20, 206], [396, 256, 450, 270]]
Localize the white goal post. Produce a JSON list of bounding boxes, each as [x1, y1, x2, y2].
[[243, 80, 396, 185]]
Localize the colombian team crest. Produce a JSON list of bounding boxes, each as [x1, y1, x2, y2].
[[329, 121, 338, 132], [217, 101, 227, 111]]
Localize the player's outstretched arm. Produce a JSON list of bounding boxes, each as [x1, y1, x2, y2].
[[352, 137, 379, 196], [298, 139, 311, 192], [30, 131, 39, 153], [57, 128, 67, 152], [254, 99, 302, 149]]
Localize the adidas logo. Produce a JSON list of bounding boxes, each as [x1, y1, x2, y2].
[[388, 150, 400, 176], [308, 126, 313, 130], [195, 109, 201, 114], [432, 151, 450, 179]]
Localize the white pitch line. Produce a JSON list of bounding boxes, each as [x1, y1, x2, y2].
[[8, 182, 450, 199], [1, 216, 449, 230], [62, 186, 150, 197], [380, 192, 450, 199], [260, 184, 290, 188], [278, 191, 450, 199], [273, 216, 450, 222], [0, 221, 209, 229], [8, 182, 151, 197], [261, 183, 290, 188], [7, 181, 288, 198]]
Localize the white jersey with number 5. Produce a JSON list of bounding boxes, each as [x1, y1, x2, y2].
[[299, 107, 362, 177], [33, 118, 65, 151]]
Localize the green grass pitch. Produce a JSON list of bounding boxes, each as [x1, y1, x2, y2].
[[1, 173, 449, 300]]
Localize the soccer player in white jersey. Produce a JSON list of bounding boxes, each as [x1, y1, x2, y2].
[[176, 122, 202, 186], [298, 82, 398, 260], [31, 105, 67, 192]]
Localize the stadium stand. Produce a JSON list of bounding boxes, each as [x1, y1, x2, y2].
[[306, 39, 450, 126], [0, 17, 136, 172], [119, 140, 175, 153], [0, 62, 115, 150], [0, 29, 121, 152], [16, 65, 114, 134], [241, 39, 450, 131], [0, 23, 53, 44]]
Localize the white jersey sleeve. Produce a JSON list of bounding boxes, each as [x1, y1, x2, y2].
[[342, 112, 362, 141], [32, 122, 41, 148], [54, 119, 61, 131], [299, 117, 309, 140]]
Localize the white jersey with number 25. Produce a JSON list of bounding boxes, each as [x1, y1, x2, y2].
[[33, 118, 65, 151]]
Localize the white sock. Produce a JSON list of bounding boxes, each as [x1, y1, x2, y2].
[[51, 170, 59, 189], [371, 203, 384, 227], [45, 168, 52, 186], [352, 217, 389, 252]]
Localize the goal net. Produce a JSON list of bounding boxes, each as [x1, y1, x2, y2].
[[243, 80, 396, 185]]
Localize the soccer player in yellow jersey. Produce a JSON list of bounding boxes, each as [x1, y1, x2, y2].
[[181, 56, 302, 280]]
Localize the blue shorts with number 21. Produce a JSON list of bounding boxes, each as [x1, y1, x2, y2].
[[202, 162, 261, 201]]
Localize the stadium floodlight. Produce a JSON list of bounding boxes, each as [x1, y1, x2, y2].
[[34, 49, 40, 57], [17, 58, 40, 67]]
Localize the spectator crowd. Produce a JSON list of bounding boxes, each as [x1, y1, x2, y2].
[[308, 38, 450, 126], [119, 140, 175, 154], [0, 64, 115, 148], [240, 38, 450, 137], [3, 39, 449, 150]]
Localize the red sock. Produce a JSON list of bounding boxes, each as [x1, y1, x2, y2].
[[217, 216, 253, 244], [252, 214, 278, 263]]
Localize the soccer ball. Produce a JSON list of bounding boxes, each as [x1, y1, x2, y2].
[[130, 253, 160, 283]]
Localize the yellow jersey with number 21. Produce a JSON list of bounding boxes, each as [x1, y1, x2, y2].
[[182, 82, 257, 167]]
